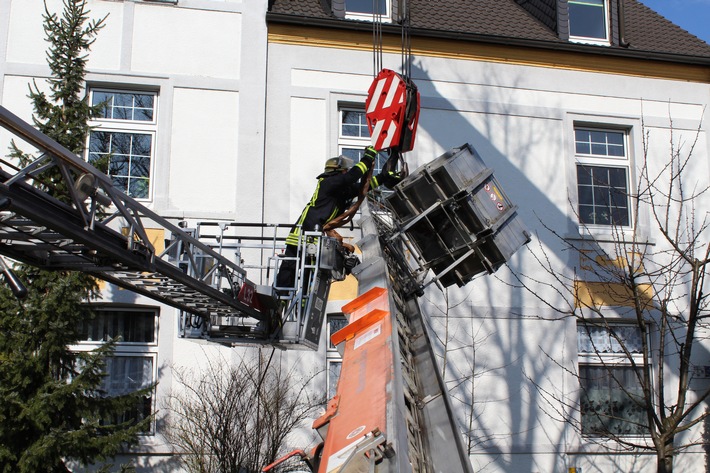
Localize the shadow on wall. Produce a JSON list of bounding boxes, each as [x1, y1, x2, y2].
[[408, 58, 710, 473], [408, 58, 576, 473]]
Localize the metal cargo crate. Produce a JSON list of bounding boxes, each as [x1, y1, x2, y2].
[[385, 143, 531, 287]]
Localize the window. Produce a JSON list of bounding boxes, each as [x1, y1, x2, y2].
[[345, 0, 389, 21], [88, 89, 157, 199], [326, 314, 347, 398], [575, 127, 631, 227], [75, 307, 158, 433], [569, 0, 609, 43], [577, 323, 648, 436], [80, 308, 156, 343], [100, 356, 154, 430], [339, 107, 386, 174]]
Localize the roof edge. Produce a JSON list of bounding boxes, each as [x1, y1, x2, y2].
[[265, 12, 710, 67]]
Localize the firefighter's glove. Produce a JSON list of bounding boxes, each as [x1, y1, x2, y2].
[[361, 146, 378, 170], [382, 171, 403, 189]]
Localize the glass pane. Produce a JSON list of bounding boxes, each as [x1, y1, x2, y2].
[[607, 132, 624, 145], [111, 133, 131, 153], [129, 178, 150, 199], [609, 188, 627, 208], [590, 130, 606, 145], [569, 0, 607, 39], [341, 147, 362, 160], [578, 185, 593, 205], [580, 365, 647, 436], [576, 142, 591, 154], [112, 176, 128, 192], [341, 110, 368, 138], [130, 156, 151, 177], [608, 144, 625, 157], [593, 187, 609, 206], [91, 91, 155, 122], [578, 204, 595, 224], [345, 0, 386, 14], [577, 165, 630, 226], [577, 165, 593, 185], [578, 325, 643, 354], [80, 310, 156, 343], [592, 167, 609, 186], [102, 356, 153, 395], [131, 134, 152, 157], [109, 156, 129, 175], [575, 129, 591, 142], [611, 207, 630, 226], [609, 167, 627, 188], [327, 361, 342, 398], [92, 91, 113, 119], [328, 316, 348, 350]]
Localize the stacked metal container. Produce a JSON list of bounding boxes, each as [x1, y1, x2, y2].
[[386, 143, 531, 287]]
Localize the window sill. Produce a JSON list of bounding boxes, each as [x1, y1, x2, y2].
[[564, 230, 654, 246], [567, 437, 653, 453]]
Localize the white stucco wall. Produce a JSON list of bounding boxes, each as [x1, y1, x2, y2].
[[1, 0, 709, 471]]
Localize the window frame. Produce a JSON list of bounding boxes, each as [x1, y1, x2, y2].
[[577, 322, 650, 438], [573, 124, 633, 231], [344, 0, 392, 22], [71, 306, 159, 434], [568, 0, 611, 46], [86, 88, 158, 201], [325, 314, 347, 399], [99, 353, 157, 433], [77, 306, 159, 346], [338, 105, 387, 175]]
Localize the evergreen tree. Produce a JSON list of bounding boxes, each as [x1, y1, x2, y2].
[[0, 2, 152, 472]]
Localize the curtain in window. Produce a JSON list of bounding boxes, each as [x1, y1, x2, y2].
[[580, 365, 647, 436], [577, 325, 643, 354], [101, 356, 153, 396]]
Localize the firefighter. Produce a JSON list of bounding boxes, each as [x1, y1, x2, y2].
[[275, 146, 402, 293]]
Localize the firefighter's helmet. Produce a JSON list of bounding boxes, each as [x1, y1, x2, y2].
[[324, 155, 354, 173]]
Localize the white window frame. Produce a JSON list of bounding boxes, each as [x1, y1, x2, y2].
[[100, 353, 157, 433], [574, 124, 633, 231], [326, 314, 347, 399], [577, 322, 649, 438], [344, 0, 392, 22], [338, 105, 387, 174], [71, 306, 159, 434], [568, 0, 611, 46], [87, 88, 158, 201]]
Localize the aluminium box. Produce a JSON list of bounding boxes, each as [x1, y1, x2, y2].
[[386, 143, 530, 287]]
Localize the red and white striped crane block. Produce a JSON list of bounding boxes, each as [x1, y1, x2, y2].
[[365, 69, 420, 152]]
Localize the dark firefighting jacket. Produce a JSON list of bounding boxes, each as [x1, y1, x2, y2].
[[285, 160, 374, 247]]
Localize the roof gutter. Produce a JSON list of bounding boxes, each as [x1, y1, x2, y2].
[[265, 12, 710, 67]]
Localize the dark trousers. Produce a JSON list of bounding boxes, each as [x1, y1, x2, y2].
[[275, 244, 298, 290]]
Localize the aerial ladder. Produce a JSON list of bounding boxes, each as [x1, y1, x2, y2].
[[0, 104, 351, 347]]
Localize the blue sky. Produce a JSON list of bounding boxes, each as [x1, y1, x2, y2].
[[639, 0, 710, 44]]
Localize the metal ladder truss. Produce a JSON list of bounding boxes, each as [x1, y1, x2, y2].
[[0, 105, 346, 345]]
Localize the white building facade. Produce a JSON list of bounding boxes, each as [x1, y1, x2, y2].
[[1, 0, 710, 471]]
